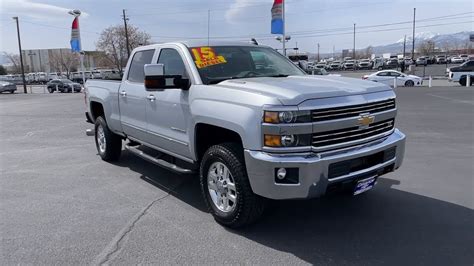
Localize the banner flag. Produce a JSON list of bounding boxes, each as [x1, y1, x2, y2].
[[271, 0, 284, 34], [70, 17, 81, 52]]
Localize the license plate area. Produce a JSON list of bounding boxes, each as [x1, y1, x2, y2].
[[353, 175, 377, 195]]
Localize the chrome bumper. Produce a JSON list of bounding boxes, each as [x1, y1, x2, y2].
[[244, 129, 406, 200]]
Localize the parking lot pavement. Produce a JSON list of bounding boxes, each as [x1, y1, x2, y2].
[[1, 87, 473, 265]]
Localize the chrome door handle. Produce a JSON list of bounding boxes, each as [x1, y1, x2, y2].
[[120, 90, 127, 96], [146, 94, 156, 102]]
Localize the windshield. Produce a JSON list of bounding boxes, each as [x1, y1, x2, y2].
[[188, 46, 305, 85], [60, 79, 73, 83]]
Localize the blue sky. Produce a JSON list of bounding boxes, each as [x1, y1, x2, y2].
[[0, 0, 472, 54]]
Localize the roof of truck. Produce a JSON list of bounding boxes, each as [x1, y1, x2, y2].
[[138, 40, 264, 50]]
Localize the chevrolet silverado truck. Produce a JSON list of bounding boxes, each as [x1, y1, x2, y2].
[[84, 41, 406, 228]]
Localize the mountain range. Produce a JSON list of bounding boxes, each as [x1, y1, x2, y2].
[[369, 31, 473, 55]]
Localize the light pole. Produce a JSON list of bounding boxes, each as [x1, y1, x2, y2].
[[276, 35, 291, 56], [12, 16, 27, 94]]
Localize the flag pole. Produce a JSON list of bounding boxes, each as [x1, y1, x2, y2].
[[282, 0, 286, 56]]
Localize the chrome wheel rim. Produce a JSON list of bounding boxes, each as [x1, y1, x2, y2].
[[207, 162, 237, 213], [97, 125, 106, 153]]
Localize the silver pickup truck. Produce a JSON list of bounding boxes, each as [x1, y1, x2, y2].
[[85, 41, 406, 228]]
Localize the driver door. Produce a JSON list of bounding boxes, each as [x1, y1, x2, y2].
[[143, 47, 193, 160]]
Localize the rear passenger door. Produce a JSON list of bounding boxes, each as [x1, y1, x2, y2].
[[119, 49, 155, 141]]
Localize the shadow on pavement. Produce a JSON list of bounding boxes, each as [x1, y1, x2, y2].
[[112, 151, 473, 265]]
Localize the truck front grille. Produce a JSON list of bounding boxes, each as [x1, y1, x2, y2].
[[312, 99, 395, 122], [312, 119, 395, 148]]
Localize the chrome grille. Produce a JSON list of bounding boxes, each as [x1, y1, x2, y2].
[[312, 99, 395, 122], [312, 119, 395, 148]]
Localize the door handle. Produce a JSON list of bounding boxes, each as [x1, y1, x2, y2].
[[120, 90, 127, 96], [146, 94, 156, 102]]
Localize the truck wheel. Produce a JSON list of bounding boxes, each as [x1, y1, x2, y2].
[[200, 143, 266, 228], [94, 116, 122, 161]]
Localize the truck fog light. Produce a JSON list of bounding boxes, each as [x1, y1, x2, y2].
[[281, 135, 297, 147], [276, 168, 287, 180]]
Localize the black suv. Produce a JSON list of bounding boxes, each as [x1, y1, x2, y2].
[[46, 79, 82, 93]]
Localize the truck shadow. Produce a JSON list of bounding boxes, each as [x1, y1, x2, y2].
[[113, 151, 473, 265]]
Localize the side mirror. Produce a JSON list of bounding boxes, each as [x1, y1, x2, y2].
[[144, 64, 190, 90]]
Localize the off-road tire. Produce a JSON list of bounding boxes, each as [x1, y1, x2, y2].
[[200, 143, 266, 228], [94, 116, 122, 161]]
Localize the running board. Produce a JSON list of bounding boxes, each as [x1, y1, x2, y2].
[[124, 145, 194, 174]]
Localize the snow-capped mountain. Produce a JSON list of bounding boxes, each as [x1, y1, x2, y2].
[[372, 31, 473, 54]]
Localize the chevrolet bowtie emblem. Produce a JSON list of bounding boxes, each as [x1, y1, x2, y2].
[[358, 114, 375, 127]]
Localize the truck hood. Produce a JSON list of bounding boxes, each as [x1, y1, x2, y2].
[[216, 76, 393, 105]]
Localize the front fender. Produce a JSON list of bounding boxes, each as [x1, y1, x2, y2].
[[189, 99, 263, 160]]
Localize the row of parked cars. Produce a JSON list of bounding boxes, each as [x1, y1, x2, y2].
[[311, 57, 401, 71], [415, 54, 471, 66], [0, 69, 122, 85]]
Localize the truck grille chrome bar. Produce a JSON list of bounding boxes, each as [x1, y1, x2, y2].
[[312, 99, 395, 122], [312, 119, 395, 148]]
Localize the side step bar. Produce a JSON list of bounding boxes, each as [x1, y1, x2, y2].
[[124, 144, 194, 174]]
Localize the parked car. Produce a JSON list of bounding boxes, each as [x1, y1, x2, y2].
[[343, 60, 356, 70], [358, 59, 372, 69], [46, 79, 82, 93], [415, 57, 427, 66], [460, 54, 469, 62], [0, 81, 17, 93], [447, 60, 474, 85], [328, 61, 342, 70], [311, 68, 341, 76], [363, 70, 423, 87], [385, 59, 398, 69], [435, 55, 447, 64], [315, 62, 327, 69], [84, 41, 406, 228], [404, 58, 414, 66], [450, 57, 464, 64]]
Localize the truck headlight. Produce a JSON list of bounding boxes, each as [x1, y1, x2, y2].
[[264, 134, 312, 147], [264, 110, 311, 124]]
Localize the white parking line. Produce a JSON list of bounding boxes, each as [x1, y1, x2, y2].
[[428, 93, 474, 106]]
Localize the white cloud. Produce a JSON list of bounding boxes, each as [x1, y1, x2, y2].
[[225, 0, 272, 24], [0, 0, 89, 20]]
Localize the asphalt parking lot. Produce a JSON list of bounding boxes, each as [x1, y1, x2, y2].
[[1, 85, 473, 265]]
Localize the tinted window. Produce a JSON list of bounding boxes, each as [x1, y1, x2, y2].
[[157, 49, 187, 77], [377, 72, 388, 76], [127, 49, 155, 83]]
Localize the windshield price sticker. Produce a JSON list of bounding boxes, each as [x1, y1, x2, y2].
[[191, 47, 227, 69]]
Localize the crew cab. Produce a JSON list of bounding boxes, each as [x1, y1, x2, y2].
[[84, 41, 406, 228]]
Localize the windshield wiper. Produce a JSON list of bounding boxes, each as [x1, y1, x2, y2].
[[267, 74, 289, 77]]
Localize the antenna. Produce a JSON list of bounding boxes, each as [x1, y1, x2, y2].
[[207, 9, 210, 47]]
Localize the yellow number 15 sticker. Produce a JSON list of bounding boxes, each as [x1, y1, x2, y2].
[[191, 47, 227, 69]]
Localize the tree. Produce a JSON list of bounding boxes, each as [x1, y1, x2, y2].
[[3, 52, 22, 74], [96, 24, 151, 74], [0, 65, 6, 75], [49, 51, 79, 78], [418, 40, 436, 56]]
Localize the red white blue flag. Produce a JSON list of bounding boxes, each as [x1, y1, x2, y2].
[[70, 17, 81, 52], [271, 0, 284, 34]]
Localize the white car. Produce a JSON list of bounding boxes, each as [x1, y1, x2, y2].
[[451, 57, 464, 64], [363, 70, 423, 87]]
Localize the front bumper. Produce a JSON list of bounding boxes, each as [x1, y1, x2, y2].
[[244, 129, 406, 200]]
